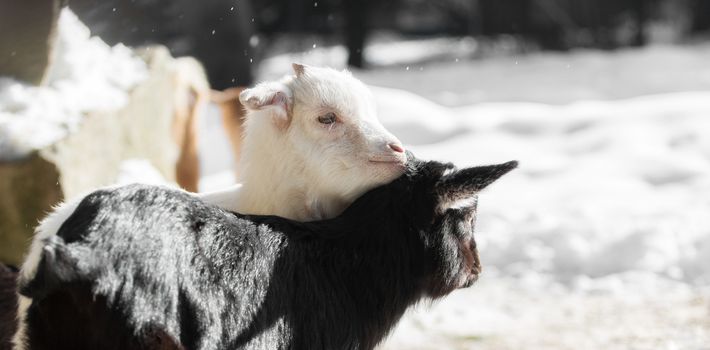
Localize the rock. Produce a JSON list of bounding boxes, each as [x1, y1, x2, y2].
[[0, 0, 64, 85], [0, 156, 62, 265]]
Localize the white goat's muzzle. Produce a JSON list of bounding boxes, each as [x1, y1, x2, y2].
[[368, 140, 407, 165]]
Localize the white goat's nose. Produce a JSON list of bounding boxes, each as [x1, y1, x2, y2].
[[388, 143, 405, 153]]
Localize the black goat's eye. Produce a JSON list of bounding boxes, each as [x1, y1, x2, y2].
[[317, 112, 337, 125]]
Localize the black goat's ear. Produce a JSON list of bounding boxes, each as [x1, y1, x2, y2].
[[436, 161, 518, 205]]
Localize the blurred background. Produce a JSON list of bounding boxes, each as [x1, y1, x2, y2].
[[1, 0, 710, 349]]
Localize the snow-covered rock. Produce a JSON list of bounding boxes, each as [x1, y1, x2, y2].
[[0, 9, 148, 160], [0, 9, 208, 266]]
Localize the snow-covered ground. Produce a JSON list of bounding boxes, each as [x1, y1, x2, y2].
[[201, 40, 710, 349], [257, 36, 710, 105]]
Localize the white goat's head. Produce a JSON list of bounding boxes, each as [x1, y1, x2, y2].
[[238, 64, 406, 218]]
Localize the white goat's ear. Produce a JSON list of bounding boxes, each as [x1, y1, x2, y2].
[[292, 63, 307, 77], [239, 82, 292, 129]]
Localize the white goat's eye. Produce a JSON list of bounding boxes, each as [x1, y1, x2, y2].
[[317, 112, 337, 125]]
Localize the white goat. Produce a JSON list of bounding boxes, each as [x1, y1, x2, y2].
[[199, 63, 406, 220]]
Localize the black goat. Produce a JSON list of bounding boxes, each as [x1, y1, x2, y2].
[[15, 155, 517, 350]]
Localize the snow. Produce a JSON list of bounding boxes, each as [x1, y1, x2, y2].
[[374, 90, 710, 283], [382, 274, 710, 350], [258, 38, 710, 105], [0, 9, 147, 161], [209, 40, 710, 348]]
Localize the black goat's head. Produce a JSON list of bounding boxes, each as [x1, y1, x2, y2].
[[397, 152, 518, 298]]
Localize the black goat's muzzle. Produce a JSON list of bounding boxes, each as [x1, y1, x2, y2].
[[457, 236, 481, 289]]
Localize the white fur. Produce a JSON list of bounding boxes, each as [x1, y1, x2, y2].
[[446, 196, 478, 210], [198, 184, 243, 212], [17, 197, 83, 286], [11, 295, 32, 350], [199, 64, 406, 221]]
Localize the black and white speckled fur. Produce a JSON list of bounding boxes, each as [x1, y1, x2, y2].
[[15, 155, 517, 350]]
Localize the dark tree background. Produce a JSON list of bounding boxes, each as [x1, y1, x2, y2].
[[69, 0, 257, 89], [65, 0, 708, 88]]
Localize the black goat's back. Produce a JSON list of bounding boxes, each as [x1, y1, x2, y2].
[[21, 185, 289, 350]]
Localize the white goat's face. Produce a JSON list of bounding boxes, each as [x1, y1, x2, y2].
[[288, 65, 406, 195], [239, 64, 406, 200]]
